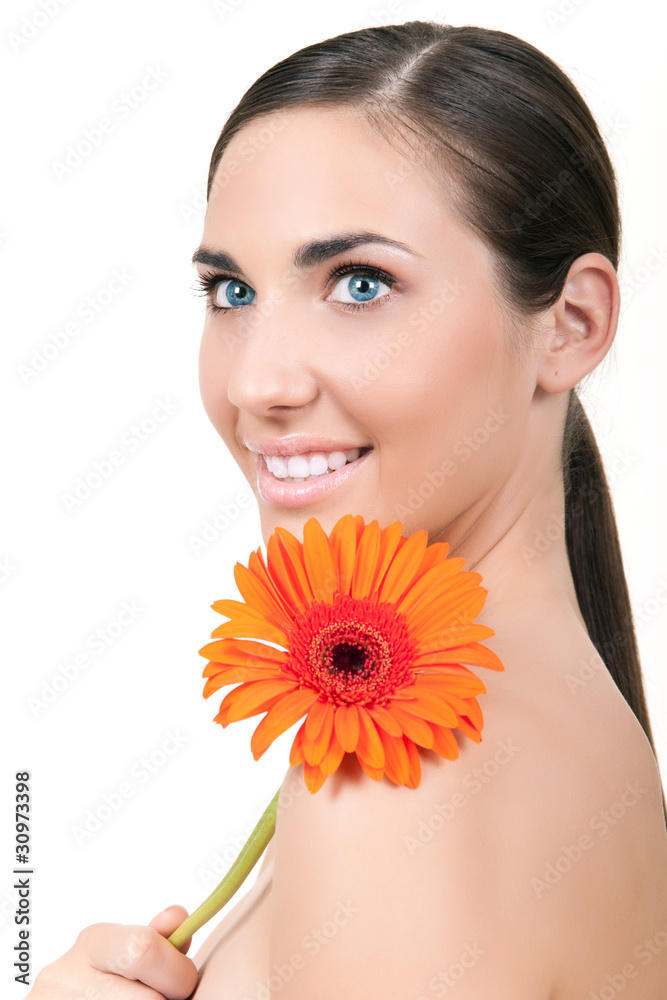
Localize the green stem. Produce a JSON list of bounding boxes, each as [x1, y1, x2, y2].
[[168, 786, 281, 950]]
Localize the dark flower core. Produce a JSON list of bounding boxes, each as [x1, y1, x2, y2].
[[287, 594, 417, 706]]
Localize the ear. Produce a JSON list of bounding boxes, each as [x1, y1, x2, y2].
[[536, 252, 620, 393]]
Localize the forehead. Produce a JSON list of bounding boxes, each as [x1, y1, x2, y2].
[[204, 106, 451, 243]]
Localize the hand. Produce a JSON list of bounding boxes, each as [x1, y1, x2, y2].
[[27, 904, 198, 999]]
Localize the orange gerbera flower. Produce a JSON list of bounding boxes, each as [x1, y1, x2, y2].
[[200, 514, 504, 793]]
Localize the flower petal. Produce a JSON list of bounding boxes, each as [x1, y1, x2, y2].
[[248, 549, 297, 625], [273, 527, 315, 607], [215, 690, 286, 727], [212, 598, 251, 617], [436, 586, 489, 623], [377, 529, 429, 605], [217, 678, 299, 724], [377, 729, 410, 785], [303, 762, 327, 793], [356, 706, 385, 770], [357, 756, 384, 781], [409, 669, 487, 697], [420, 677, 486, 698], [203, 666, 282, 698], [210, 600, 291, 645], [457, 716, 482, 743], [368, 520, 406, 595], [409, 587, 488, 637], [199, 638, 290, 670], [209, 620, 289, 644], [404, 737, 422, 789], [415, 643, 504, 672], [303, 517, 338, 603], [319, 732, 346, 775], [350, 520, 381, 599], [329, 514, 358, 597], [233, 560, 293, 631], [333, 703, 361, 753], [417, 622, 496, 652], [412, 540, 450, 580], [266, 533, 310, 616], [396, 557, 466, 617], [390, 688, 459, 727], [304, 697, 330, 742], [429, 691, 484, 730], [459, 696, 483, 731], [250, 686, 320, 759], [303, 703, 335, 766], [387, 704, 435, 749], [289, 721, 307, 766], [407, 583, 486, 635], [431, 725, 460, 759], [367, 703, 403, 737]]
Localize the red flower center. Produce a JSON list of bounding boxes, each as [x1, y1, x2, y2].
[[287, 593, 417, 705]]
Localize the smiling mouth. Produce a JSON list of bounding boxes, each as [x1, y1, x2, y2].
[[262, 446, 373, 483]]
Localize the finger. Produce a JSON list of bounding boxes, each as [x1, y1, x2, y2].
[[148, 905, 193, 954], [77, 922, 198, 1000], [92, 974, 166, 1000], [36, 963, 165, 1000]]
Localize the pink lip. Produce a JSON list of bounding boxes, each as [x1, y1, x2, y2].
[[245, 434, 371, 458], [256, 448, 372, 508]]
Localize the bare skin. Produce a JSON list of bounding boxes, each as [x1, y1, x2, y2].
[[27, 905, 197, 999], [29, 105, 667, 998]]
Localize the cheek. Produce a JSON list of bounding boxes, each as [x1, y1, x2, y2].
[[346, 301, 520, 506], [340, 315, 503, 454]]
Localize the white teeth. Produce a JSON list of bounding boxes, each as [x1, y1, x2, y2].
[[327, 451, 348, 471], [272, 456, 288, 478], [287, 455, 310, 478], [308, 453, 329, 476], [263, 446, 369, 483]]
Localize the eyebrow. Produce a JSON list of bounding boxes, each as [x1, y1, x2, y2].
[[191, 231, 422, 272]]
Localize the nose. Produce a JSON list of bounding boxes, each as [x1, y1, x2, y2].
[[225, 308, 319, 416]]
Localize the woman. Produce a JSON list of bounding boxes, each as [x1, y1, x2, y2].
[[29, 20, 667, 1000]]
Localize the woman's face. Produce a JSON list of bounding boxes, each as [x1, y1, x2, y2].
[[197, 106, 537, 548]]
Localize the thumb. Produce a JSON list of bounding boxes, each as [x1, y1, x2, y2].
[[148, 904, 193, 953]]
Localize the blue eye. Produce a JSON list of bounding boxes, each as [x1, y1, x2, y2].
[[193, 271, 256, 314], [193, 259, 397, 316], [215, 278, 256, 309], [329, 271, 392, 305]]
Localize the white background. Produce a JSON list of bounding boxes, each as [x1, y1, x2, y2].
[[1, 0, 666, 989]]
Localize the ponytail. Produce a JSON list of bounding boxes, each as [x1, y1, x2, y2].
[[563, 390, 666, 825]]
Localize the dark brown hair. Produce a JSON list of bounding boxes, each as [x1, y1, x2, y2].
[[205, 21, 665, 819]]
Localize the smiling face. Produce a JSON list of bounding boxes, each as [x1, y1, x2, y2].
[[196, 106, 540, 549]]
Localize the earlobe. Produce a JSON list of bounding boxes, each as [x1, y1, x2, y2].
[[536, 252, 620, 393]]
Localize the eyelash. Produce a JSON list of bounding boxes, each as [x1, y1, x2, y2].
[[192, 258, 398, 316]]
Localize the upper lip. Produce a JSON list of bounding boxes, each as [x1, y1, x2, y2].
[[244, 435, 372, 458]]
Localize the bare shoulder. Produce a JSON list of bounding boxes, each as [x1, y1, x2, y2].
[[512, 641, 667, 996], [455, 613, 667, 996], [269, 616, 667, 999]]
